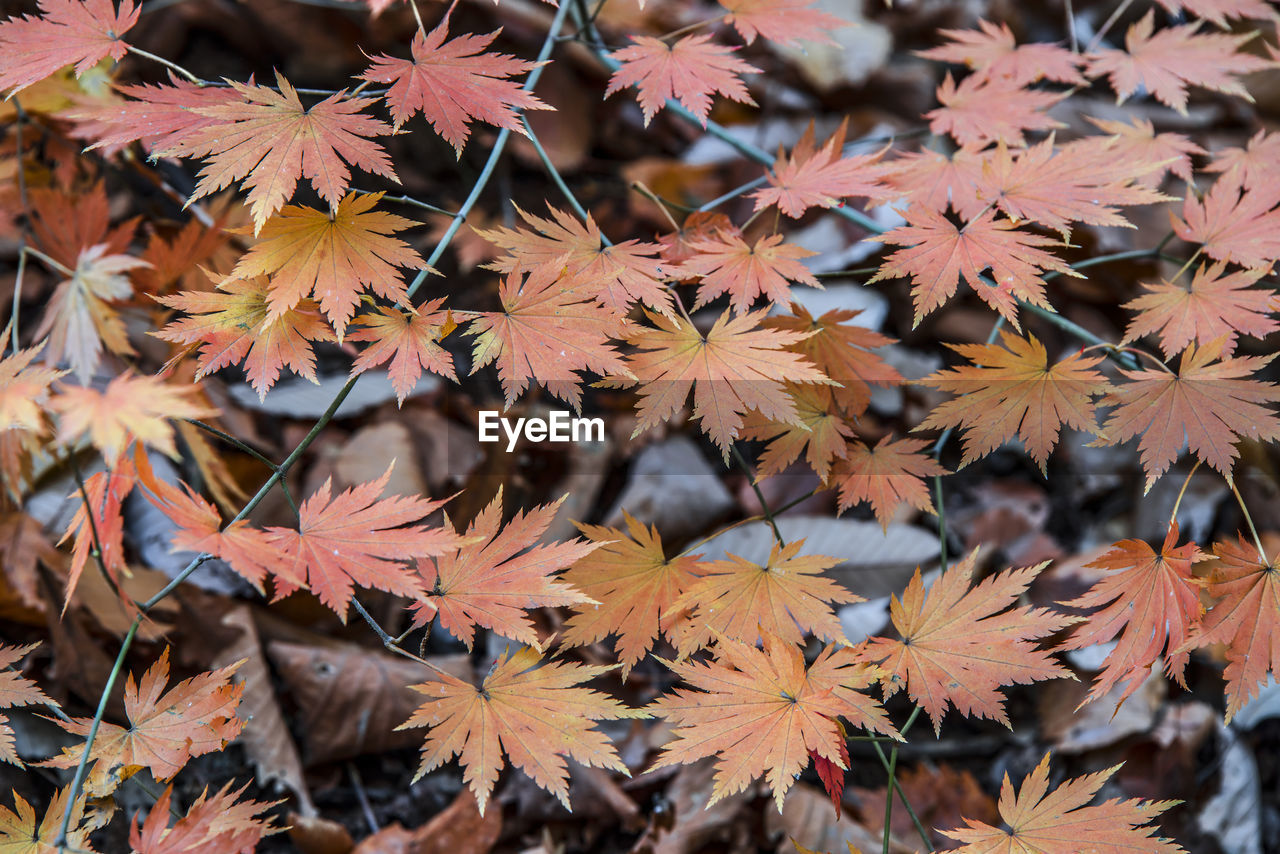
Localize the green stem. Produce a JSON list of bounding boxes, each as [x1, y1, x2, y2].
[[697, 175, 770, 212], [521, 116, 591, 223], [184, 419, 279, 471], [731, 444, 785, 546]]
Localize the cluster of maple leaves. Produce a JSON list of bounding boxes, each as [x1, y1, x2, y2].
[[3, 0, 1280, 850]]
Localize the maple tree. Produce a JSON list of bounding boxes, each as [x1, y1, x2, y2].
[[3, 0, 1280, 850]]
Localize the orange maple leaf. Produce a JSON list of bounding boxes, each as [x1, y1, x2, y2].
[[1062, 524, 1209, 708], [130, 782, 281, 854], [0, 786, 96, 854], [229, 191, 429, 335], [148, 72, 397, 234], [917, 19, 1085, 86], [0, 0, 139, 96], [560, 512, 711, 677], [1099, 337, 1280, 486], [1156, 0, 1275, 26], [833, 435, 947, 529], [926, 73, 1065, 148], [475, 204, 673, 317], [1205, 128, 1280, 189], [939, 753, 1186, 853], [401, 646, 644, 815], [59, 459, 134, 612], [349, 300, 458, 406], [860, 554, 1075, 733], [751, 119, 886, 219], [156, 275, 337, 400], [718, 0, 846, 47], [463, 261, 629, 409], [682, 231, 819, 313], [1177, 536, 1280, 722], [0, 643, 59, 767], [265, 465, 464, 621], [412, 489, 596, 650], [876, 146, 985, 215], [0, 345, 65, 435], [606, 34, 759, 125], [667, 539, 860, 655], [44, 648, 245, 796], [740, 384, 854, 481], [134, 446, 298, 594], [960, 137, 1170, 237], [1123, 262, 1278, 358], [650, 633, 899, 811], [1085, 115, 1204, 188], [50, 373, 214, 463], [361, 18, 551, 148], [917, 331, 1110, 471], [1085, 10, 1273, 114], [870, 207, 1075, 329], [1171, 176, 1280, 270], [623, 309, 831, 457], [763, 304, 902, 418]]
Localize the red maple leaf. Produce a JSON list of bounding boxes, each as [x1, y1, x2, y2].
[[0, 0, 139, 96], [751, 119, 885, 219], [926, 73, 1065, 148], [360, 18, 551, 150], [606, 34, 759, 126]]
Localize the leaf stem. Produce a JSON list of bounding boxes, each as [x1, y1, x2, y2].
[[731, 444, 785, 547], [1229, 478, 1268, 563], [126, 44, 205, 85]]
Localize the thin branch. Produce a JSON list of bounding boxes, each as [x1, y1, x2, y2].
[[521, 116, 591, 222], [126, 45, 204, 85], [731, 444, 785, 547]]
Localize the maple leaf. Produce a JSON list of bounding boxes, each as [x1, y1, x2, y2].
[[741, 384, 854, 481], [45, 648, 245, 795], [876, 146, 985, 215], [50, 372, 214, 464], [650, 633, 900, 812], [940, 753, 1186, 853], [682, 231, 819, 312], [463, 261, 629, 409], [349, 300, 458, 405], [412, 489, 596, 649], [860, 554, 1075, 733], [622, 308, 831, 457], [72, 77, 240, 154], [1099, 337, 1280, 486], [1085, 115, 1204, 188], [833, 435, 947, 529], [763, 303, 902, 417], [147, 72, 397, 234], [1205, 129, 1280, 189], [1175, 536, 1280, 722], [606, 34, 760, 126], [34, 242, 147, 383], [1156, 0, 1276, 26], [560, 512, 711, 676], [668, 539, 860, 655], [0, 0, 139, 97], [718, 0, 846, 46], [156, 275, 337, 400], [60, 458, 134, 611], [130, 782, 281, 854], [926, 73, 1065, 148], [869, 207, 1075, 329], [228, 191, 428, 335], [961, 137, 1171, 237], [0, 643, 58, 766], [917, 331, 1110, 470], [475, 204, 673, 317], [0, 786, 97, 854], [1123, 262, 1278, 358], [265, 465, 464, 621], [1062, 525, 1209, 707], [0, 345, 65, 435], [751, 119, 886, 219], [1171, 177, 1280, 270], [917, 19, 1086, 86], [400, 645, 644, 815], [360, 18, 551, 148], [134, 446, 299, 594], [135, 215, 233, 295], [1084, 10, 1274, 114]]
